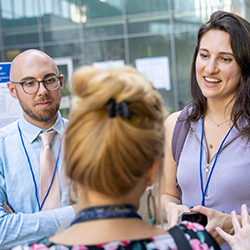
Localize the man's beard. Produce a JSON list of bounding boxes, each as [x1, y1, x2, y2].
[[17, 94, 61, 123], [23, 103, 60, 122]]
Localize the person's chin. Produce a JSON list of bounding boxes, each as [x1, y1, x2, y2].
[[36, 107, 57, 120]]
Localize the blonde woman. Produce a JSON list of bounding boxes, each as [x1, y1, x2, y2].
[[14, 66, 219, 250]]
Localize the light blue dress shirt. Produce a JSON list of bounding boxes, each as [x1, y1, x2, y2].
[[0, 111, 75, 249]]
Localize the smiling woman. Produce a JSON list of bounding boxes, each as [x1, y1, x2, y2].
[[161, 11, 250, 250], [195, 30, 241, 104]]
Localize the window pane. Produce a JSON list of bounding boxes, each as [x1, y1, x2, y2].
[[41, 0, 81, 24], [43, 24, 81, 42], [5, 47, 40, 62], [0, 52, 4, 62], [44, 43, 82, 57], [1, 0, 38, 28], [84, 19, 124, 38], [128, 15, 170, 34], [175, 31, 197, 108], [129, 35, 171, 67], [173, 10, 202, 31], [126, 0, 169, 15], [85, 39, 125, 65], [129, 35, 175, 111], [173, 0, 243, 16], [0, 0, 12, 19], [3, 29, 39, 46], [173, 0, 196, 11], [81, 0, 123, 20], [247, 5, 250, 22]]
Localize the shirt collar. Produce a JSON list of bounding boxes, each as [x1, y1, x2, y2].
[[19, 111, 65, 144]]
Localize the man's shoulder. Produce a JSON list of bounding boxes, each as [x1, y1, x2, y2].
[[61, 118, 69, 129], [0, 120, 19, 138], [62, 117, 69, 123]]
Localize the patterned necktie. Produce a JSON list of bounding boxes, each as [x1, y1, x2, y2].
[[39, 130, 61, 210]]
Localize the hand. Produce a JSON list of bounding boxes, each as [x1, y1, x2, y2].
[[216, 204, 250, 250], [166, 202, 191, 228], [2, 201, 14, 214], [192, 205, 233, 246]]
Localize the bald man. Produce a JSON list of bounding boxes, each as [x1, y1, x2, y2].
[[0, 50, 75, 249]]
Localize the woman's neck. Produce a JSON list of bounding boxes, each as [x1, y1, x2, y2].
[[75, 188, 141, 214], [206, 98, 234, 120]]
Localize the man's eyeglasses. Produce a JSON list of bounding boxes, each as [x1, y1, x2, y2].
[[11, 75, 62, 94]]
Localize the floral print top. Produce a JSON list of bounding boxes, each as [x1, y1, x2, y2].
[[12, 221, 219, 250]]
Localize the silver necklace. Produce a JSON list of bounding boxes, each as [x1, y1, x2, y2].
[[206, 113, 230, 127]]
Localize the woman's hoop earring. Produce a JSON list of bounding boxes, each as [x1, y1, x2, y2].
[[147, 188, 156, 225], [69, 181, 78, 205]]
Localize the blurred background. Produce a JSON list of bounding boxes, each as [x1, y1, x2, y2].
[[0, 0, 249, 117]]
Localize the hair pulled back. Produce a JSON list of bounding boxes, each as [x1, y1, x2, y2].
[[65, 66, 165, 197]]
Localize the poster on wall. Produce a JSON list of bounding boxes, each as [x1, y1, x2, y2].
[[0, 62, 22, 129], [135, 56, 171, 91]]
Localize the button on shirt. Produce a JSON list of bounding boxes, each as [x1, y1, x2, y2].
[[0, 111, 75, 249]]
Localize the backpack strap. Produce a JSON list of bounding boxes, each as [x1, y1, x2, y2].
[[171, 105, 190, 167], [168, 225, 193, 250], [169, 224, 221, 250]]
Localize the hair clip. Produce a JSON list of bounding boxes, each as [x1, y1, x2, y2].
[[107, 99, 130, 119]]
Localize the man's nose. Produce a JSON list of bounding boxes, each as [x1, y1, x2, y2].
[[37, 81, 49, 95]]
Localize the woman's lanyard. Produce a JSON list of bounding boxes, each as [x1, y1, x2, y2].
[[199, 116, 234, 206], [17, 121, 63, 211], [70, 204, 142, 226]]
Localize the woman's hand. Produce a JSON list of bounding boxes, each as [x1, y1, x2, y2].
[[192, 205, 234, 246], [165, 201, 191, 228], [216, 204, 250, 250]]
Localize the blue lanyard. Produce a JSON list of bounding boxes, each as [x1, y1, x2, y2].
[[70, 204, 142, 226], [17, 122, 63, 211], [199, 116, 234, 206]]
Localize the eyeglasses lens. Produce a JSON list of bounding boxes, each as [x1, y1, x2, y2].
[[23, 76, 59, 94]]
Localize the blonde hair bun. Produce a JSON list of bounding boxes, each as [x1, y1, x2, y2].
[[65, 65, 165, 197]]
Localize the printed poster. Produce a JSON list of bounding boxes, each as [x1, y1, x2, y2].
[[0, 62, 22, 128], [135, 56, 171, 91]]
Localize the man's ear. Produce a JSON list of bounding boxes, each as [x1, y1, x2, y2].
[[7, 82, 18, 99], [59, 74, 64, 88], [147, 159, 161, 186]]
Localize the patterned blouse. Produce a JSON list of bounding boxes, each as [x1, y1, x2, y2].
[[12, 221, 219, 250]]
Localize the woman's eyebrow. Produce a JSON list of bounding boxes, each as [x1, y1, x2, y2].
[[199, 48, 234, 56]]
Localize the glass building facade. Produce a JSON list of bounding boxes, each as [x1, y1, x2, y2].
[[0, 0, 249, 114]]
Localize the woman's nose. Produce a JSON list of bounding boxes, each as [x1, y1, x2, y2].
[[205, 59, 219, 74]]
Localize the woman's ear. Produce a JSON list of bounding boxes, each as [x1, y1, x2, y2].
[[147, 159, 161, 186]]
